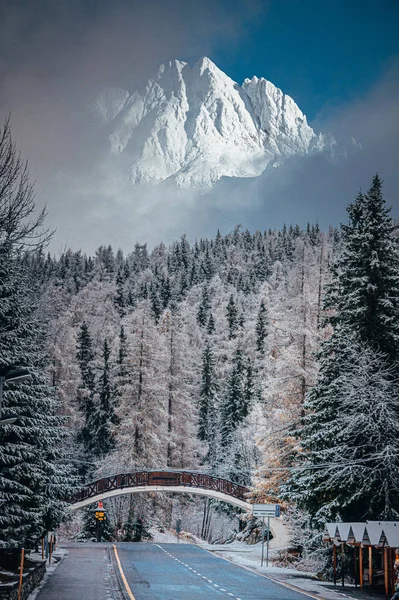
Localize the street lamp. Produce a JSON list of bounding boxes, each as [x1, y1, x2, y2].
[[0, 367, 31, 426]]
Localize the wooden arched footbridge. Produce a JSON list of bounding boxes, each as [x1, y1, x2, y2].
[[69, 470, 251, 511]]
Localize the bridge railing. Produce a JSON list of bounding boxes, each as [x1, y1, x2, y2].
[[69, 471, 250, 504]]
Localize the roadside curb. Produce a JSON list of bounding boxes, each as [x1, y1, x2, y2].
[[265, 575, 353, 600]]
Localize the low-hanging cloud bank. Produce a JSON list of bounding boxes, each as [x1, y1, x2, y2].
[[0, 1, 397, 253]]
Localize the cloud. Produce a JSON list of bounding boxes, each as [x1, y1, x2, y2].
[[0, 0, 269, 252], [210, 57, 399, 235], [0, 1, 397, 253]]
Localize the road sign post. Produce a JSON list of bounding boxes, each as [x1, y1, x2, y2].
[[261, 517, 265, 567], [252, 504, 280, 567], [176, 519, 181, 543]]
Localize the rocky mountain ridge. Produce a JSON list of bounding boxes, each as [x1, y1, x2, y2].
[[93, 57, 336, 190]]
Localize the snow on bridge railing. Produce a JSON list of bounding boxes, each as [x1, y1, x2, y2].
[[69, 470, 251, 504]]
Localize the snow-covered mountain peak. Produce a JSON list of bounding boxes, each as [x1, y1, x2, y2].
[[95, 57, 337, 190], [157, 59, 187, 78]]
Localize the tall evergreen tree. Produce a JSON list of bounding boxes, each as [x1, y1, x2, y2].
[[76, 322, 96, 455], [118, 325, 128, 374], [206, 313, 216, 335], [114, 265, 126, 317], [150, 285, 162, 324], [255, 300, 268, 354], [92, 339, 118, 457], [197, 286, 211, 327], [0, 119, 72, 559], [291, 176, 399, 521], [333, 175, 399, 358], [198, 344, 218, 443], [226, 294, 238, 339], [244, 361, 255, 413], [221, 348, 246, 446]]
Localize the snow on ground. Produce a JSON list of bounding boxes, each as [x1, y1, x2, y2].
[[193, 538, 383, 600], [149, 526, 200, 544]]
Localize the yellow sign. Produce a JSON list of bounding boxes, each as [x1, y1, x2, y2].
[[95, 511, 105, 520]]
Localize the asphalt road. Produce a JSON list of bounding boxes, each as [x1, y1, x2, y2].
[[35, 543, 121, 600], [115, 542, 311, 600]]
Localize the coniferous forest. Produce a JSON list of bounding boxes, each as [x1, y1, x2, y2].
[[1, 119, 399, 564]]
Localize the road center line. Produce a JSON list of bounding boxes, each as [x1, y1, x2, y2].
[[155, 544, 244, 599], [112, 545, 137, 600]]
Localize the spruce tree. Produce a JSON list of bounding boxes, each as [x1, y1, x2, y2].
[[114, 265, 126, 317], [243, 361, 254, 415], [150, 286, 162, 323], [291, 176, 399, 521], [197, 286, 211, 327], [0, 119, 72, 559], [76, 322, 96, 457], [221, 348, 245, 446], [198, 343, 218, 447], [118, 325, 128, 374], [226, 294, 238, 339], [334, 175, 399, 359], [92, 339, 118, 457], [206, 313, 216, 335], [255, 300, 268, 354], [78, 504, 114, 541], [160, 276, 171, 308]]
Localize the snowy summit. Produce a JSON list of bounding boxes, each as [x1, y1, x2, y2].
[[94, 57, 336, 190]]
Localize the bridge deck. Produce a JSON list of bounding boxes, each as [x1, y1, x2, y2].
[[69, 470, 251, 510]]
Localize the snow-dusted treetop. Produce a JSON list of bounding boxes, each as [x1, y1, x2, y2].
[[93, 57, 336, 190]]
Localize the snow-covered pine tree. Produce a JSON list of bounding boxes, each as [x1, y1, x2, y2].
[[78, 504, 114, 542], [334, 175, 399, 359], [91, 339, 118, 457], [291, 176, 399, 521], [118, 325, 128, 372], [197, 285, 211, 327], [206, 313, 216, 335], [75, 322, 96, 461], [255, 300, 268, 354], [220, 347, 247, 446], [114, 265, 126, 317], [0, 119, 72, 561], [198, 342, 219, 466], [226, 294, 238, 339]]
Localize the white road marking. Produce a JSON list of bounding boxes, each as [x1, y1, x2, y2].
[[155, 544, 243, 599]]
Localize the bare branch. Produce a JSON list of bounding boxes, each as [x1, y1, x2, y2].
[[0, 117, 55, 250]]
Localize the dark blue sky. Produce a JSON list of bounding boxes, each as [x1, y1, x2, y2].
[[211, 0, 399, 120]]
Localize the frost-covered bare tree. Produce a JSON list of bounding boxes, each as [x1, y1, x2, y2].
[[113, 301, 168, 469], [0, 117, 51, 249]]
